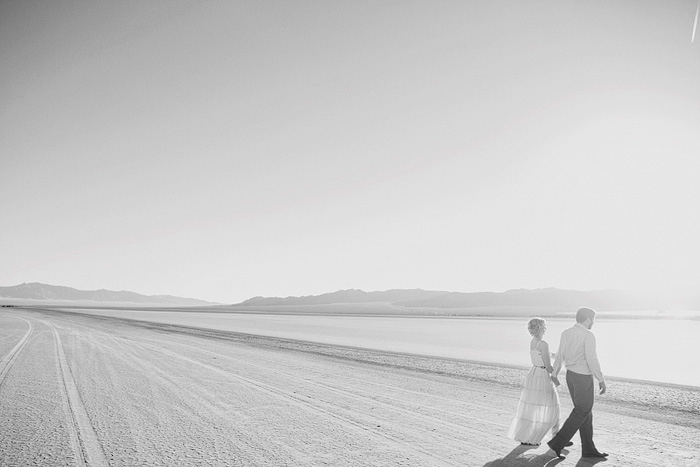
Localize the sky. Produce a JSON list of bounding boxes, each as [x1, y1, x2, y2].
[[2, 1, 700, 304]]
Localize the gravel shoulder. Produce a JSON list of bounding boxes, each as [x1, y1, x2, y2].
[[1, 308, 699, 467]]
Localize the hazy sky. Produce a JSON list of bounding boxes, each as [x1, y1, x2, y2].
[[2, 1, 700, 304]]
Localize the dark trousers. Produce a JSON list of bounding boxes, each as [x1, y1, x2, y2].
[[548, 371, 597, 454]]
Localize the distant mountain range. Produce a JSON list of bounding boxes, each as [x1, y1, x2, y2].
[[3, 283, 698, 312], [238, 287, 700, 312], [0, 283, 216, 306]]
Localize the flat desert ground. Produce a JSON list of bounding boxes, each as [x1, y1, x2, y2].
[[1, 307, 698, 467]]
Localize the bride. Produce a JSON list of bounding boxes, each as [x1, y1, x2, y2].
[[507, 317, 563, 446]]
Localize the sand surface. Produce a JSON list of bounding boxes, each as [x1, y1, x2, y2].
[[1, 307, 698, 467]]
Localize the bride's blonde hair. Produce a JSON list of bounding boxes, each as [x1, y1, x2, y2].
[[527, 317, 546, 337]]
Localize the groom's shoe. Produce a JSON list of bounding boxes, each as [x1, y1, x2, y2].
[[564, 441, 574, 447], [582, 451, 609, 458], [546, 442, 565, 459]]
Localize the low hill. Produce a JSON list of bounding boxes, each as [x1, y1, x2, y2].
[[239, 289, 445, 306], [0, 283, 216, 306], [237, 287, 700, 313]]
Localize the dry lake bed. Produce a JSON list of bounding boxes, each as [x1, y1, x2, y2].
[[1, 307, 698, 466]]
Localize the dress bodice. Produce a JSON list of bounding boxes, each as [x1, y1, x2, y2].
[[530, 349, 545, 367]]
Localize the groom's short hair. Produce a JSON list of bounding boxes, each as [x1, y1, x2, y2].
[[576, 307, 596, 323]]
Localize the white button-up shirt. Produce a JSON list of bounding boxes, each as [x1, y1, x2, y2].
[[553, 323, 605, 383]]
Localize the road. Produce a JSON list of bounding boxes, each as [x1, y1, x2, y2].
[[1, 308, 698, 466]]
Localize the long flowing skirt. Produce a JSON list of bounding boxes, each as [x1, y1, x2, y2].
[[507, 367, 560, 444]]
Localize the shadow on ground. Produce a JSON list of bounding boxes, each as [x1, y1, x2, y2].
[[482, 445, 565, 467], [483, 445, 609, 467], [574, 457, 608, 467]]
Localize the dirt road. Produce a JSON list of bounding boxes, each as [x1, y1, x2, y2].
[[1, 308, 698, 466]]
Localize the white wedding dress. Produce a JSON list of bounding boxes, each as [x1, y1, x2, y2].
[[507, 344, 561, 445]]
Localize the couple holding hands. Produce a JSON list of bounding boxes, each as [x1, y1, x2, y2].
[[508, 307, 609, 460]]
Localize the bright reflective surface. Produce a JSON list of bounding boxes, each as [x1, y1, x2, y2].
[[73, 309, 700, 387]]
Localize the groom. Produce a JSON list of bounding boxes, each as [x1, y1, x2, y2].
[[547, 307, 608, 459]]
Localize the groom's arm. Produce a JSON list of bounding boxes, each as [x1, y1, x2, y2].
[[584, 333, 606, 394]]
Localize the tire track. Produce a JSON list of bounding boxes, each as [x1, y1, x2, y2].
[[141, 335, 669, 465], [99, 325, 700, 464], [148, 336, 506, 440], [135, 337, 666, 464], [75, 330, 272, 466], [45, 321, 110, 467], [96, 329, 504, 450], [81, 331, 453, 465], [0, 315, 34, 388], [136, 339, 461, 467]]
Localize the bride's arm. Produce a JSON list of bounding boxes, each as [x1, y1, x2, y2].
[[541, 340, 560, 386], [540, 340, 554, 373]]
